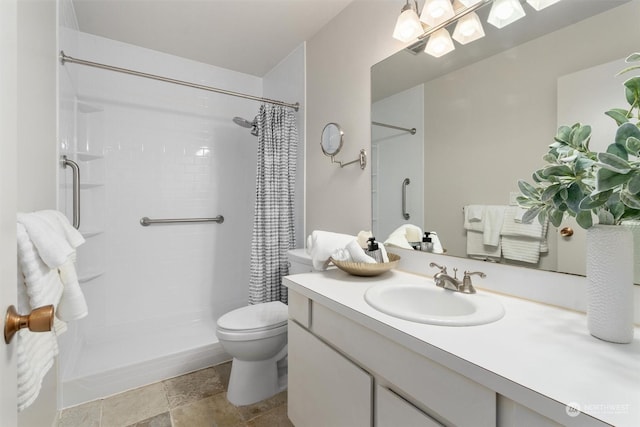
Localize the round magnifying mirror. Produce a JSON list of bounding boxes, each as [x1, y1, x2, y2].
[[320, 123, 344, 157]]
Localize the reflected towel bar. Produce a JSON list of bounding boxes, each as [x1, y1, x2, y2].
[[372, 121, 416, 135], [140, 216, 224, 226]]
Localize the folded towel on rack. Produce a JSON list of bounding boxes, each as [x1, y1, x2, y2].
[[501, 206, 545, 238], [466, 230, 501, 261], [384, 224, 422, 249], [307, 230, 357, 270], [483, 206, 506, 246]]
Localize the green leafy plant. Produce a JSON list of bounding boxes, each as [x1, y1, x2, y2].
[[517, 53, 640, 229]]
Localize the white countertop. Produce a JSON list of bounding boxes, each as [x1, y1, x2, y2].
[[284, 268, 640, 427]]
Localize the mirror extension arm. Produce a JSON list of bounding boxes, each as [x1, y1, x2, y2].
[[331, 149, 367, 170]]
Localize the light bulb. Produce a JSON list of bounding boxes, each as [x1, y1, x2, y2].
[[424, 28, 455, 57], [420, 0, 455, 27], [488, 0, 526, 29], [452, 12, 485, 45], [393, 2, 423, 42], [527, 0, 562, 11]]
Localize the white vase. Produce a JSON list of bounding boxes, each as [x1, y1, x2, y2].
[[586, 225, 635, 344]]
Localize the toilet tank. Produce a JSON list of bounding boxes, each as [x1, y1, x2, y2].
[[287, 249, 313, 274]]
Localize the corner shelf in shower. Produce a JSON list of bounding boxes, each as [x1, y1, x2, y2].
[[78, 270, 105, 284], [76, 153, 104, 162], [80, 229, 104, 239]]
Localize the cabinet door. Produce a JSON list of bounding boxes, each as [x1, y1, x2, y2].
[[288, 320, 372, 427], [377, 386, 443, 427]]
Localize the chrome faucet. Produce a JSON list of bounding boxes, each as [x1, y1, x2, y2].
[[429, 262, 486, 294]]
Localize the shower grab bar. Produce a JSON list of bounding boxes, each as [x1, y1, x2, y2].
[[402, 178, 410, 220], [61, 156, 81, 229], [372, 121, 416, 135], [140, 216, 224, 226]]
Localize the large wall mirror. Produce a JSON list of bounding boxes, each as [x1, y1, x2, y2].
[[371, 0, 640, 282]]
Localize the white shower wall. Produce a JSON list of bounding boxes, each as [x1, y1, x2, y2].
[[58, 29, 304, 407]]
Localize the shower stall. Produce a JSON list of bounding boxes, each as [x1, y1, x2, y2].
[[57, 27, 304, 407]]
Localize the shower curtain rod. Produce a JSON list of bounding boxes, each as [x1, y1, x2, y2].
[[372, 121, 416, 135], [59, 51, 300, 111]]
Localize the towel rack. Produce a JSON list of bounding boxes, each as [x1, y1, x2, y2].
[[140, 216, 224, 226], [61, 156, 80, 229]]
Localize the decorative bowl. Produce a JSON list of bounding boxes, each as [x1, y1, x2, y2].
[[330, 252, 400, 277]]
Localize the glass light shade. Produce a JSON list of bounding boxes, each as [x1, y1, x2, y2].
[[487, 0, 526, 28], [393, 8, 424, 42], [526, 0, 562, 10], [420, 0, 455, 27], [424, 28, 455, 58], [452, 12, 485, 44], [458, 0, 483, 7]]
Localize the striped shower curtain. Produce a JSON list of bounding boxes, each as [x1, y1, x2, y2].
[[248, 104, 297, 305]]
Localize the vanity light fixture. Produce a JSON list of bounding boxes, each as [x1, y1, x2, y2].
[[526, 0, 562, 11], [487, 0, 526, 28], [392, 0, 564, 58], [424, 28, 456, 57], [420, 0, 456, 27], [452, 12, 485, 44], [393, 0, 424, 42]]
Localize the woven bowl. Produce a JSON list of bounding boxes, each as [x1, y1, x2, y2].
[[330, 252, 400, 277]]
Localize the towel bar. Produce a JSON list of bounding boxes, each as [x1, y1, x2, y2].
[[140, 216, 224, 226]]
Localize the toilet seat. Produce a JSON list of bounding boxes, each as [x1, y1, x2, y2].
[[216, 301, 288, 341]]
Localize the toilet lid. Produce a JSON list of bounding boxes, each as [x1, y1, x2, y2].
[[217, 301, 288, 332]]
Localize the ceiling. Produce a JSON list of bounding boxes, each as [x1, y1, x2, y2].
[[72, 0, 354, 77]]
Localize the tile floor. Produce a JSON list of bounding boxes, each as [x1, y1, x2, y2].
[[58, 361, 293, 427]]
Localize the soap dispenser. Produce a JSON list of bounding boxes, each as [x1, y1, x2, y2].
[[365, 237, 384, 263], [420, 232, 430, 252]]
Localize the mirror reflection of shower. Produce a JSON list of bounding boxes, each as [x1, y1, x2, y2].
[[233, 116, 258, 136]]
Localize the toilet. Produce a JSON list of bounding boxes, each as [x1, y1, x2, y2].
[[216, 249, 313, 406]]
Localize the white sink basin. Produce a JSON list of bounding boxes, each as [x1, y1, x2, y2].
[[364, 283, 505, 326]]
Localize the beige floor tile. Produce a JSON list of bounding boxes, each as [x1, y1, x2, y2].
[[246, 405, 293, 427], [237, 390, 287, 421], [212, 361, 232, 390], [101, 382, 169, 427], [163, 367, 225, 409], [58, 400, 102, 427], [126, 411, 172, 427], [171, 393, 245, 427]]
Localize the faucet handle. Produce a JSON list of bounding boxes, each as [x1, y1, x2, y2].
[[429, 262, 447, 274], [461, 271, 486, 294]]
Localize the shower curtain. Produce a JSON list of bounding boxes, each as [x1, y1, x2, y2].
[[249, 104, 298, 305]]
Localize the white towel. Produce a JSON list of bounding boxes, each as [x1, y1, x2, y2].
[[57, 259, 88, 321], [15, 211, 87, 412], [384, 224, 423, 249], [429, 232, 444, 254], [513, 206, 528, 223], [346, 240, 376, 264], [500, 206, 549, 264], [483, 206, 506, 246], [308, 230, 357, 270], [16, 223, 64, 412], [466, 230, 501, 261], [465, 205, 484, 223], [501, 206, 544, 238], [17, 211, 85, 269]]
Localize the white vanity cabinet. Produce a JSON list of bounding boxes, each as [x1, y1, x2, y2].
[[288, 320, 372, 427], [288, 290, 496, 427]]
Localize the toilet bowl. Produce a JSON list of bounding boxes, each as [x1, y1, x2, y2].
[[216, 301, 288, 406], [216, 249, 313, 406]]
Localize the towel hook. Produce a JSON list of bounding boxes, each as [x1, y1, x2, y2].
[[4, 305, 54, 344]]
